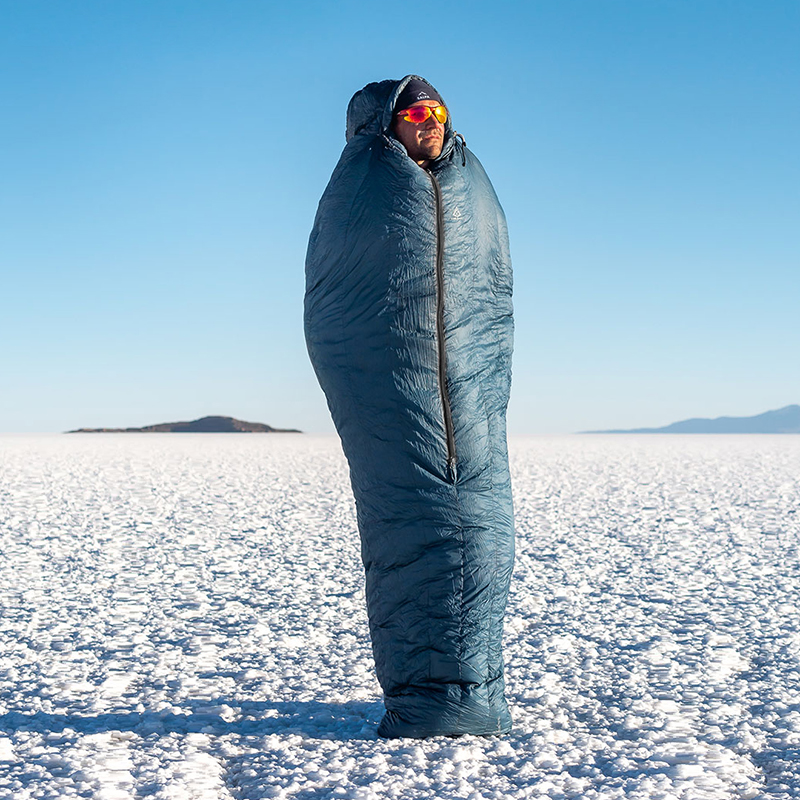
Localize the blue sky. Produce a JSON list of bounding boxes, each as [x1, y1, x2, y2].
[[2, 0, 798, 434]]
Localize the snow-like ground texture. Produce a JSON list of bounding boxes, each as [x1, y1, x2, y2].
[[1, 433, 799, 799]]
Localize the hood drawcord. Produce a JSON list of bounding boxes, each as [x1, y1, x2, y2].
[[454, 132, 467, 166]]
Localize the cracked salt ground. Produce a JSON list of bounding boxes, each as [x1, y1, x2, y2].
[[0, 434, 799, 798]]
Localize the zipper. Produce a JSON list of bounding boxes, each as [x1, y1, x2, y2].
[[427, 168, 457, 476]]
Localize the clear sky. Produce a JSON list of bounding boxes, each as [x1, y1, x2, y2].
[[2, 0, 798, 434]]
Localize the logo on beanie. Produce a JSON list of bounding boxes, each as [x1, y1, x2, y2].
[[416, 91, 431, 100]]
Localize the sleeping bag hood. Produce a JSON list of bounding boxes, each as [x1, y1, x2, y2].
[[305, 75, 515, 738]]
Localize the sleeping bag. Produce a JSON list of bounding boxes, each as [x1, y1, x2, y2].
[[304, 75, 515, 738]]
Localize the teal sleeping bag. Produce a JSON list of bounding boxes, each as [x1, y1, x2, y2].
[[304, 75, 515, 738]]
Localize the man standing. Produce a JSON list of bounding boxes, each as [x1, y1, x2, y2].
[[305, 76, 514, 738]]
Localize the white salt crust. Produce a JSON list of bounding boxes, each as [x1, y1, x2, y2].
[[0, 433, 798, 798]]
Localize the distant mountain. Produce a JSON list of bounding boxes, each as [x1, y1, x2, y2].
[[583, 404, 800, 434], [67, 415, 301, 434]]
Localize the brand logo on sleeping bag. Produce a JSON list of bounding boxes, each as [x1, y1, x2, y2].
[[453, 208, 462, 219]]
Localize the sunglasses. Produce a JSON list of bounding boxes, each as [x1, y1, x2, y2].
[[395, 105, 448, 124]]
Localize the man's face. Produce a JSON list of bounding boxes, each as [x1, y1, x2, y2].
[[393, 100, 446, 166]]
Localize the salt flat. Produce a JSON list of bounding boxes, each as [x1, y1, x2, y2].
[[0, 433, 799, 799]]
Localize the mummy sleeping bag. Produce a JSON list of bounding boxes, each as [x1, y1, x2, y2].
[[304, 75, 515, 738]]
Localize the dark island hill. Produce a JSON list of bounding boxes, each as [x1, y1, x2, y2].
[[66, 405, 800, 435], [67, 415, 301, 433], [583, 404, 800, 434]]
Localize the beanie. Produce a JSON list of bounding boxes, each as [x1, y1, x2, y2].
[[394, 79, 444, 111]]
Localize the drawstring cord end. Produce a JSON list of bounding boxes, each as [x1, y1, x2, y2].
[[455, 132, 467, 166]]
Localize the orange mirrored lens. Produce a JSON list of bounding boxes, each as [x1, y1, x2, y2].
[[403, 107, 432, 123], [398, 105, 448, 124]]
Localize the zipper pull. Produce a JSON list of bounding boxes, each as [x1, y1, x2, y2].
[[447, 455, 458, 483]]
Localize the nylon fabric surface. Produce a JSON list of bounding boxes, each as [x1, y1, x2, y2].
[[304, 75, 515, 738]]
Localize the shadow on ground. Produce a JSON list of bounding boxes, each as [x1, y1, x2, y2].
[[0, 699, 383, 741]]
